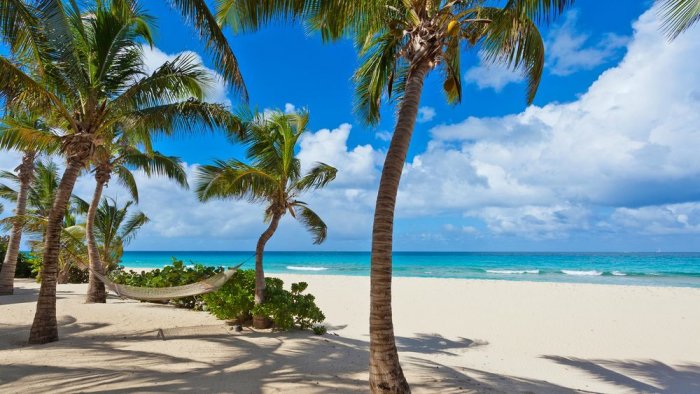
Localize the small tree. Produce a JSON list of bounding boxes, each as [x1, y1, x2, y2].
[[196, 110, 336, 328]]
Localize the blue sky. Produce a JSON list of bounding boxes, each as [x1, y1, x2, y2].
[[3, 0, 700, 252]]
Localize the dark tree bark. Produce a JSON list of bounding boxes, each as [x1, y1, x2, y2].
[[0, 151, 36, 295], [85, 166, 110, 303], [252, 212, 282, 329], [369, 62, 430, 393], [29, 134, 92, 344]]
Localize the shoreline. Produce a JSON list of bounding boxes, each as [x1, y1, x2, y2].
[[120, 266, 700, 289]]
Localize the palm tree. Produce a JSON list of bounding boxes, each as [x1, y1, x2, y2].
[[0, 149, 35, 295], [85, 133, 187, 303], [91, 197, 149, 272], [0, 0, 241, 344], [0, 110, 59, 295], [658, 0, 700, 38], [218, 1, 571, 391], [195, 110, 336, 328], [0, 161, 89, 283]]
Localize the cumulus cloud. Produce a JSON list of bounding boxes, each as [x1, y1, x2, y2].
[[397, 6, 700, 239], [465, 10, 628, 92], [464, 52, 523, 92], [140, 46, 231, 107], [417, 106, 437, 123], [546, 10, 628, 76]]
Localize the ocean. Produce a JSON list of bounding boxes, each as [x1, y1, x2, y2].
[[119, 251, 700, 288]]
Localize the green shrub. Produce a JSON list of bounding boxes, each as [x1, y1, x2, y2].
[[205, 272, 325, 331], [111, 259, 222, 309], [202, 269, 256, 322], [111, 259, 326, 331]]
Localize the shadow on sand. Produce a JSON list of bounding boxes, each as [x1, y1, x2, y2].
[[543, 356, 700, 393], [0, 316, 590, 394]]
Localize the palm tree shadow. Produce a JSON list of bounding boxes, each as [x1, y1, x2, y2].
[[396, 333, 487, 355], [1, 326, 585, 393], [543, 356, 700, 393]]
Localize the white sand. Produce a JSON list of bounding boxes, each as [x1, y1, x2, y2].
[[1, 275, 699, 393]]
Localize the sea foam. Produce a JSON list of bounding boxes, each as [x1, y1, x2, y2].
[[486, 269, 540, 275], [611, 271, 627, 276], [286, 266, 328, 271], [561, 270, 603, 276]]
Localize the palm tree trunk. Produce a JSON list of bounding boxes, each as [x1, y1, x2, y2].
[[252, 212, 281, 329], [0, 151, 36, 295], [369, 62, 430, 393], [28, 158, 83, 344], [85, 176, 107, 303]]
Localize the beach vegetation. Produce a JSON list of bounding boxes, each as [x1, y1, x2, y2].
[[111, 259, 326, 331], [195, 109, 336, 328], [0, 0, 241, 344]]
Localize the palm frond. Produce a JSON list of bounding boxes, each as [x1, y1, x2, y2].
[[122, 151, 189, 189], [476, 6, 546, 104], [113, 165, 139, 203], [294, 162, 337, 193], [169, 0, 248, 100], [195, 159, 280, 203], [120, 100, 242, 138], [353, 29, 406, 125], [504, 0, 575, 24], [658, 0, 700, 39], [292, 203, 328, 244]]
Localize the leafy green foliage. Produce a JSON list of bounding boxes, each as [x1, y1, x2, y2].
[[250, 280, 326, 330], [111, 259, 221, 309], [27, 251, 87, 283], [112, 260, 326, 331]]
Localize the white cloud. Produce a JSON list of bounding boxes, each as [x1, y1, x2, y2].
[[375, 130, 393, 141], [396, 5, 700, 237], [546, 10, 628, 76], [140, 46, 231, 107], [464, 53, 524, 92], [464, 10, 628, 92], [417, 106, 437, 123], [284, 103, 297, 114]]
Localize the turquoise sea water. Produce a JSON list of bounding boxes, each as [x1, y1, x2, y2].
[[120, 251, 700, 288]]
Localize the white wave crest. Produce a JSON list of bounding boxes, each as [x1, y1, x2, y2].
[[286, 266, 328, 271], [611, 271, 627, 276], [486, 269, 540, 275], [561, 270, 603, 276]]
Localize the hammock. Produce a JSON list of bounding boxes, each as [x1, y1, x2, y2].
[[90, 265, 241, 302]]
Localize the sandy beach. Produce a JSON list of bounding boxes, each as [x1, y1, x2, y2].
[[1, 274, 699, 393]]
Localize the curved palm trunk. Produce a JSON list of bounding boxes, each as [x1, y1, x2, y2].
[[369, 62, 430, 393], [85, 174, 108, 303], [28, 159, 84, 344], [0, 151, 36, 295], [252, 212, 282, 329]]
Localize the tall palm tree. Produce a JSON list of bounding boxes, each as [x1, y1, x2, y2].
[[0, 149, 35, 295], [0, 110, 59, 295], [85, 133, 187, 303], [195, 110, 336, 328], [218, 1, 571, 391], [658, 0, 700, 38], [0, 0, 241, 344], [0, 161, 89, 283]]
